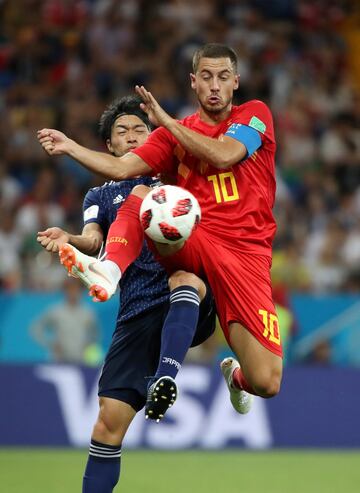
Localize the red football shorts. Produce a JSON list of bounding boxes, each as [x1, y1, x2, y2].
[[149, 228, 282, 357]]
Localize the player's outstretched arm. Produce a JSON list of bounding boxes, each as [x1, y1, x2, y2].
[[136, 85, 247, 169], [37, 128, 152, 180], [37, 224, 104, 255]]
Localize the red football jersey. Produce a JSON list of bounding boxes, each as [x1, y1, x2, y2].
[[133, 100, 277, 256]]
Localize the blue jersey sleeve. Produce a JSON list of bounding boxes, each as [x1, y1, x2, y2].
[[83, 188, 107, 230], [225, 123, 261, 159]]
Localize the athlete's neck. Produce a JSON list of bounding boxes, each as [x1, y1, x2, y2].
[[198, 104, 232, 126]]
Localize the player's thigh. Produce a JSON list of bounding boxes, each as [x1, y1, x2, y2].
[[93, 397, 136, 445], [229, 322, 283, 397], [201, 246, 283, 355]]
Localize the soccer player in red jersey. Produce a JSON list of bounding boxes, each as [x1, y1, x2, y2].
[[38, 43, 282, 413]]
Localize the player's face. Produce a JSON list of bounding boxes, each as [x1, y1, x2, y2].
[[107, 115, 150, 157], [190, 57, 239, 115]]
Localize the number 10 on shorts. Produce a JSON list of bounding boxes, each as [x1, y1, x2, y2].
[[258, 309, 281, 345]]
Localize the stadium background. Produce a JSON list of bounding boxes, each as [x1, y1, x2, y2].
[[0, 0, 359, 492]]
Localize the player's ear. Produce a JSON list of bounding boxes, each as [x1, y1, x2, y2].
[[234, 74, 240, 90], [190, 73, 196, 90], [106, 139, 113, 153]]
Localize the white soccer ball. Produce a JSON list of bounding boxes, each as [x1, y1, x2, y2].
[[140, 185, 201, 244]]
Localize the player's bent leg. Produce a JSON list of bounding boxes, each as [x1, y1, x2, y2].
[[228, 322, 283, 398], [97, 184, 150, 299], [92, 397, 136, 444], [145, 271, 206, 422], [83, 397, 136, 493]]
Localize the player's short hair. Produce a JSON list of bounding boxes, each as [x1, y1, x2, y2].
[[99, 95, 152, 142], [192, 43, 238, 73]]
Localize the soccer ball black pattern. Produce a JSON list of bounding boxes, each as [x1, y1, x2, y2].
[[141, 209, 152, 230], [172, 198, 192, 217], [158, 222, 183, 241], [139, 185, 201, 245]]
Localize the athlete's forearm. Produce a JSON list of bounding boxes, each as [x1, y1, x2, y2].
[[165, 120, 246, 169], [68, 232, 103, 255], [68, 141, 150, 180]]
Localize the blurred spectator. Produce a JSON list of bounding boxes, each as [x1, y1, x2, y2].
[[0, 0, 359, 367], [16, 168, 65, 237], [304, 219, 348, 292], [342, 218, 360, 268], [0, 208, 22, 290], [25, 249, 69, 290], [0, 161, 22, 209], [307, 339, 332, 366], [272, 243, 311, 292], [31, 278, 102, 364]]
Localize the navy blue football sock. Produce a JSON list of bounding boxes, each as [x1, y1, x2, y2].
[[82, 439, 121, 493], [154, 286, 200, 381]]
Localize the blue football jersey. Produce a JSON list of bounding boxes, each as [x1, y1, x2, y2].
[[83, 176, 169, 325]]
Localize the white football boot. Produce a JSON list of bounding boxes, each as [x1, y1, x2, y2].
[[220, 357, 253, 414], [59, 244, 119, 302]]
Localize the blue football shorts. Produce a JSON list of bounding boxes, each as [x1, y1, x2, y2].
[[98, 286, 216, 411]]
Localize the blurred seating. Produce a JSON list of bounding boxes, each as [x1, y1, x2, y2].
[[0, 0, 358, 364]]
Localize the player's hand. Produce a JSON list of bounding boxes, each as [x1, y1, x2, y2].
[[37, 128, 73, 156], [135, 85, 174, 128], [37, 227, 70, 253]]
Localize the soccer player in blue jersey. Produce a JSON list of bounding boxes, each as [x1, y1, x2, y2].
[[37, 95, 216, 493]]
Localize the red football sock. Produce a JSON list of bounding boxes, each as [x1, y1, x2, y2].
[[105, 194, 144, 273], [232, 367, 256, 395]]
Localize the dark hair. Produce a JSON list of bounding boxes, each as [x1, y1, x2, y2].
[[192, 43, 238, 73], [99, 95, 151, 142]]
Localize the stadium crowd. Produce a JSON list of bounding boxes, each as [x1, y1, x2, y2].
[[0, 0, 359, 300]]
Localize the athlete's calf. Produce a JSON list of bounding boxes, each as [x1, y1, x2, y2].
[[145, 270, 211, 422]]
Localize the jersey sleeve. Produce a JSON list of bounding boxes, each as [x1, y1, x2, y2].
[[230, 100, 275, 144], [83, 189, 107, 230], [131, 126, 177, 176]]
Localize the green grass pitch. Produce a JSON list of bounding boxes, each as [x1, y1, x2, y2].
[[0, 449, 359, 493]]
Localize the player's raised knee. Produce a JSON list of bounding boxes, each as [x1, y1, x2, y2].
[[131, 184, 151, 199], [168, 270, 206, 300], [251, 369, 282, 399], [92, 397, 125, 443], [93, 414, 125, 445], [93, 416, 110, 439]]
